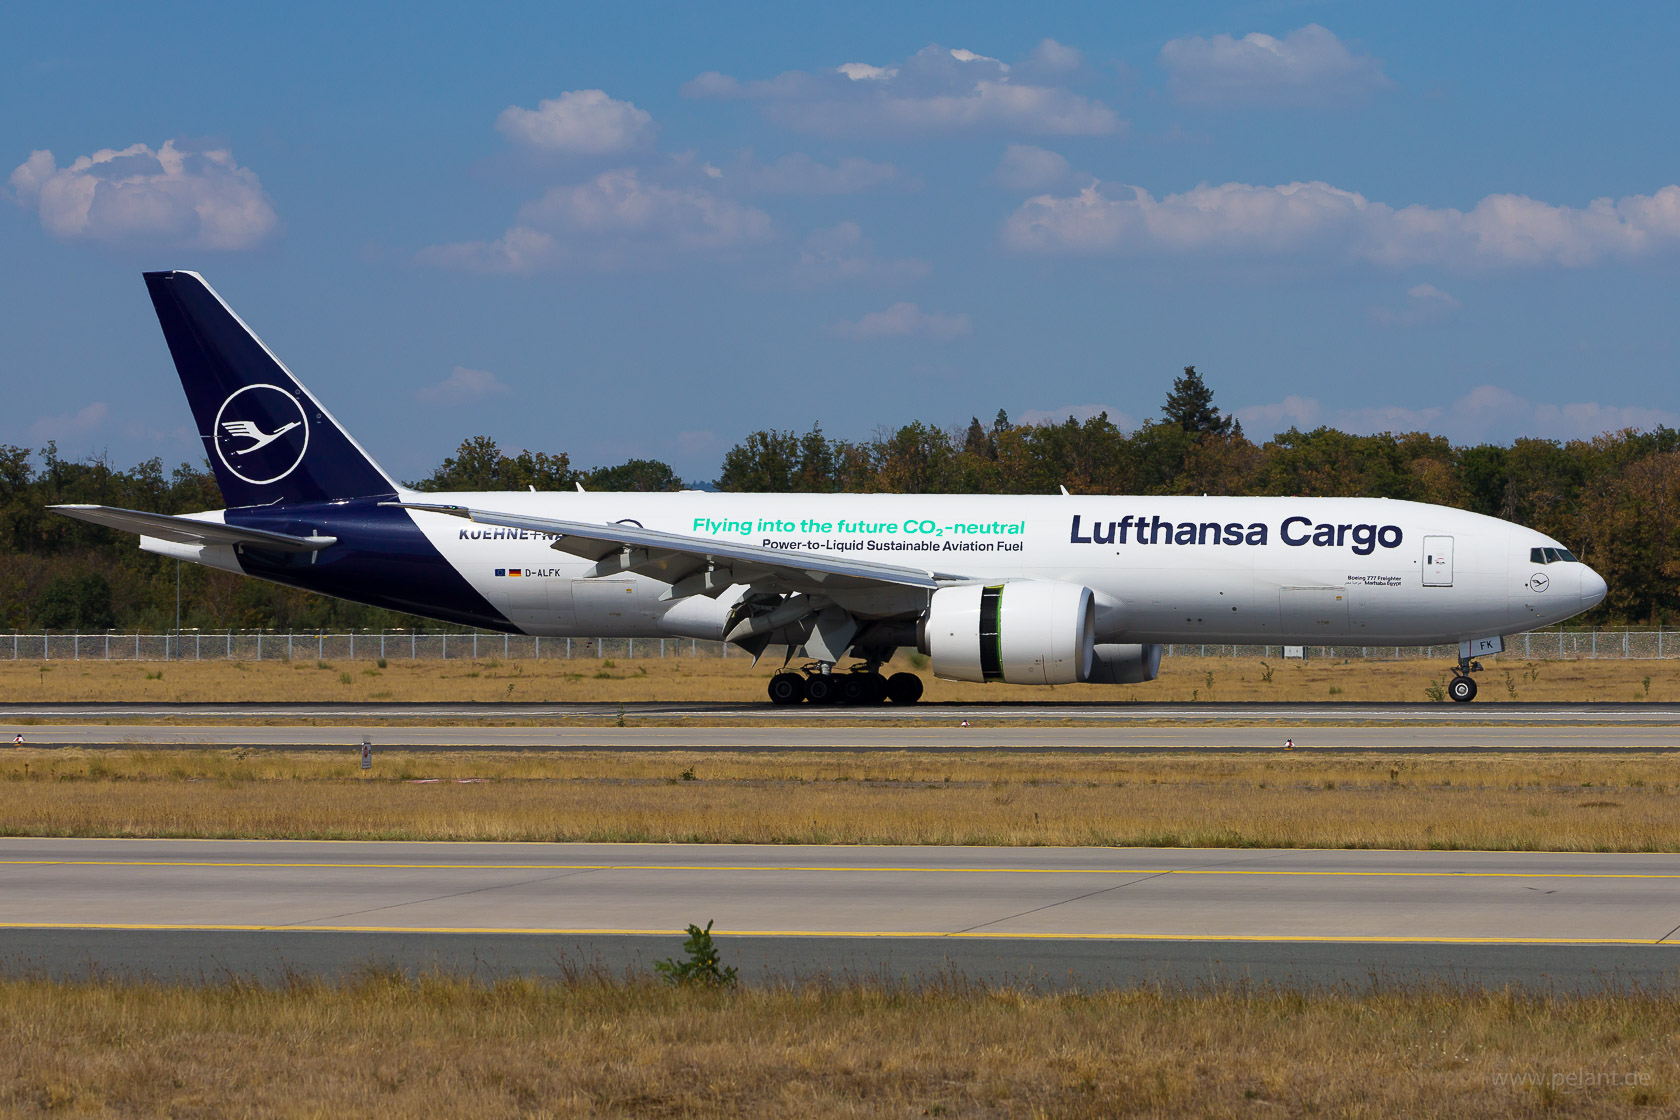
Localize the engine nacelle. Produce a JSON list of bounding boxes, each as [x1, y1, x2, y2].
[[1086, 642, 1164, 685], [923, 581, 1095, 685]]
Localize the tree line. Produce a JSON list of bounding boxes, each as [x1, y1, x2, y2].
[[3, 369, 1676, 629]]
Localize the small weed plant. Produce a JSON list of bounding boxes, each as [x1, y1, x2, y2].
[[654, 920, 737, 988]]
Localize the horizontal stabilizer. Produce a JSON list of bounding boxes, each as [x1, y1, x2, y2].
[[49, 505, 336, 553]]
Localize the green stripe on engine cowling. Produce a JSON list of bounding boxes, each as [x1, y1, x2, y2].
[[979, 584, 1004, 682]]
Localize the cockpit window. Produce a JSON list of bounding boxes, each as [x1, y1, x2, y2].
[[1530, 547, 1578, 564]]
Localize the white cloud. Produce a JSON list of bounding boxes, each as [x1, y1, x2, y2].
[[994, 144, 1070, 191], [517, 168, 771, 248], [1027, 39, 1082, 73], [723, 151, 902, 195], [1159, 24, 1391, 108], [1236, 386, 1680, 442], [495, 90, 655, 154], [832, 301, 971, 340], [1371, 282, 1463, 325], [9, 141, 278, 249], [1002, 179, 1680, 269], [683, 43, 1121, 138], [416, 226, 559, 274], [1017, 403, 1134, 428], [417, 366, 510, 405], [794, 222, 930, 284], [419, 168, 771, 272], [31, 401, 108, 443]]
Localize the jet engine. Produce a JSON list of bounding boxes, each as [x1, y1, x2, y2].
[[1086, 642, 1164, 684], [922, 581, 1095, 685]]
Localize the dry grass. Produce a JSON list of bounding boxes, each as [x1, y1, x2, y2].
[[4, 749, 1678, 850], [0, 971, 1674, 1117], [5, 653, 1680, 705]]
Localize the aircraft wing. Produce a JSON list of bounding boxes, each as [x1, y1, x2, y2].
[[392, 501, 969, 596], [49, 505, 337, 553]]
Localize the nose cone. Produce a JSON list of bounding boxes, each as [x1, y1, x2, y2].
[[1581, 566, 1607, 609]]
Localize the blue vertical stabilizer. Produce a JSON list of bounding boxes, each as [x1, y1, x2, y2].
[[143, 271, 397, 507]]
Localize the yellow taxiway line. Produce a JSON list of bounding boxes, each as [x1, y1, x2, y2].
[[0, 920, 1671, 945]]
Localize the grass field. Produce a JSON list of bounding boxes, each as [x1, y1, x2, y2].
[[4, 652, 1679, 705], [3, 748, 1677, 849], [1, 971, 1673, 1117]]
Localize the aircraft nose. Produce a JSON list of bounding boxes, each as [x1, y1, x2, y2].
[[1580, 565, 1607, 609]]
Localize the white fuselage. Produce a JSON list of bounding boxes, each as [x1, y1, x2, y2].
[[399, 490, 1603, 646]]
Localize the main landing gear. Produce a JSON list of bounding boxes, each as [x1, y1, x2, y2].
[[1447, 656, 1483, 703], [767, 662, 924, 705]]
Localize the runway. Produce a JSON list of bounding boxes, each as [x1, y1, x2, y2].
[[10, 723, 1680, 751], [6, 700, 1680, 725], [3, 839, 1677, 990]]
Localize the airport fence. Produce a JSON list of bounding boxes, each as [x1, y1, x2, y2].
[[1, 629, 1677, 663]]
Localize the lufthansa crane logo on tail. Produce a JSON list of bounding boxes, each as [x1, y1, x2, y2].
[[213, 384, 309, 485]]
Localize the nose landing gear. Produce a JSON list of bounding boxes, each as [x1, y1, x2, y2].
[[1447, 657, 1483, 703]]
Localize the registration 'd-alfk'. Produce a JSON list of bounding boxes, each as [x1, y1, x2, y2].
[[53, 272, 1606, 705]]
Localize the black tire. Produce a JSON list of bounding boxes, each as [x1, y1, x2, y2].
[[859, 672, 888, 704], [806, 674, 838, 705], [838, 674, 869, 705], [1448, 675, 1477, 703], [885, 672, 924, 704], [767, 673, 807, 705]]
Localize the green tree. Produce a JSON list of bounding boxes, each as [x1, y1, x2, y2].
[[413, 437, 578, 492], [585, 458, 682, 492], [34, 572, 116, 630], [1162, 366, 1238, 437]]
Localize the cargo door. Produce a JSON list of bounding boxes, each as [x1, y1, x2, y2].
[[572, 579, 639, 630], [1278, 587, 1350, 638], [1423, 535, 1454, 587]]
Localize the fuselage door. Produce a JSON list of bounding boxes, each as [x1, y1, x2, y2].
[[1278, 586, 1351, 638], [573, 579, 639, 630], [1422, 536, 1454, 587]]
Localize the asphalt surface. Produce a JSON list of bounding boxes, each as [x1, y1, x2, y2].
[[5, 700, 1680, 725], [4, 840, 1677, 990], [8, 723, 1680, 751]]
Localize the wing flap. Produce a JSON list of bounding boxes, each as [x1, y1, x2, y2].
[[50, 505, 336, 553]]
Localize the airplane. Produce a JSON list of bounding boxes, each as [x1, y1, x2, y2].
[[51, 271, 1607, 705]]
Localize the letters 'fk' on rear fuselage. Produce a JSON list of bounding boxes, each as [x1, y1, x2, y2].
[[51, 272, 1607, 704]]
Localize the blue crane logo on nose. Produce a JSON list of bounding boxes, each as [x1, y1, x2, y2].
[[1528, 573, 1550, 593], [213, 384, 309, 485]]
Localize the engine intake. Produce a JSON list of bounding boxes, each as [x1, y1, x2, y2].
[[923, 581, 1095, 685]]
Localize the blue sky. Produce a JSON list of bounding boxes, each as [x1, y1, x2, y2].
[[5, 1, 1679, 485]]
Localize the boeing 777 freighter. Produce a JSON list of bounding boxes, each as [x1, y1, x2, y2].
[[52, 272, 1606, 704]]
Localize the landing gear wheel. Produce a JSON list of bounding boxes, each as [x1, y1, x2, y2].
[[838, 674, 871, 705], [805, 675, 838, 705], [768, 673, 807, 705], [859, 672, 887, 704], [884, 672, 924, 705], [1448, 675, 1478, 703]]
